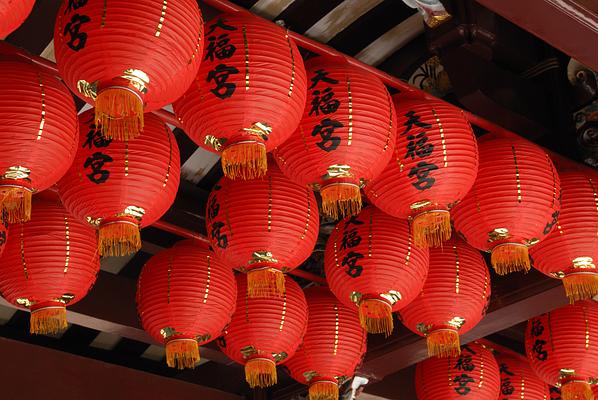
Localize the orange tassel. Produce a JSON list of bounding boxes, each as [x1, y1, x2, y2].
[[412, 210, 452, 248], [359, 299, 393, 337], [0, 186, 32, 223], [95, 87, 144, 141], [320, 183, 361, 220], [561, 381, 594, 400], [491, 243, 530, 275], [30, 306, 68, 335], [98, 220, 141, 257], [562, 274, 598, 303], [165, 339, 200, 370], [309, 381, 339, 400], [245, 358, 277, 388], [221, 142, 267, 180], [247, 268, 285, 298], [427, 329, 461, 358]]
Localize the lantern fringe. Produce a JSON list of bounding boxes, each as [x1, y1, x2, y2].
[[562, 274, 598, 303], [427, 329, 461, 358], [247, 268, 285, 298], [245, 358, 277, 388], [561, 381, 593, 400], [320, 183, 361, 220], [95, 87, 144, 141], [412, 210, 451, 248], [309, 381, 339, 400], [165, 339, 200, 370], [30, 306, 68, 335], [221, 142, 267, 180], [0, 186, 32, 223], [98, 221, 141, 257], [359, 299, 393, 337], [490, 244, 530, 275]]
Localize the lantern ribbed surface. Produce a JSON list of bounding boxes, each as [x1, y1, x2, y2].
[[496, 353, 550, 400], [400, 237, 490, 358], [284, 286, 367, 400], [0, 0, 35, 38], [365, 97, 478, 248], [274, 56, 397, 220], [529, 170, 598, 302], [137, 240, 236, 370], [0, 58, 78, 223], [173, 13, 307, 180], [218, 274, 308, 388], [205, 161, 318, 298], [525, 301, 598, 400], [0, 196, 99, 335], [451, 135, 561, 275], [415, 342, 501, 400], [324, 206, 429, 336], [54, 0, 203, 140], [57, 109, 180, 257]]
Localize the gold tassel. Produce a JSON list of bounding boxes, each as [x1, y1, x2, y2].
[[98, 221, 141, 257], [0, 186, 32, 223], [412, 210, 452, 248], [491, 243, 530, 275], [247, 268, 285, 298], [30, 306, 68, 335], [221, 142, 267, 180], [245, 358, 277, 388], [358, 299, 393, 337], [309, 381, 339, 400], [561, 381, 593, 400], [95, 87, 144, 141], [320, 183, 361, 220], [165, 339, 200, 370], [427, 329, 461, 358], [562, 274, 598, 303]]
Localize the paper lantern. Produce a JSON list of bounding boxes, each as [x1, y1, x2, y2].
[[54, 0, 203, 140], [0, 58, 78, 223], [0, 0, 35, 38], [529, 170, 598, 302], [0, 196, 99, 335], [451, 135, 561, 275], [416, 342, 501, 400], [284, 286, 367, 400], [218, 274, 308, 388], [57, 109, 180, 257], [205, 161, 318, 297], [324, 206, 429, 336], [525, 301, 598, 400], [174, 13, 307, 180], [495, 353, 550, 400], [137, 240, 236, 369], [274, 56, 397, 220]]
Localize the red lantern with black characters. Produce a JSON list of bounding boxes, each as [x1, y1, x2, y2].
[[174, 13, 307, 181], [58, 109, 180, 257], [525, 301, 598, 400], [137, 240, 236, 370], [324, 206, 429, 336], [0, 195, 99, 335], [0, 0, 35, 38], [451, 135, 561, 275], [496, 352, 550, 400], [284, 286, 367, 400], [54, 0, 203, 141], [218, 274, 308, 388], [274, 56, 397, 220]]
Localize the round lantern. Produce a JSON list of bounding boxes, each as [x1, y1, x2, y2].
[[0, 0, 35, 38], [218, 274, 308, 388], [57, 109, 180, 257], [274, 56, 397, 220], [0, 196, 100, 335], [205, 161, 318, 298], [54, 0, 203, 141], [284, 286, 367, 400], [525, 301, 598, 400], [400, 237, 490, 357], [324, 206, 429, 336], [415, 342, 501, 400], [451, 135, 561, 275], [174, 13, 307, 181], [365, 98, 478, 248], [137, 240, 236, 369], [0, 58, 78, 223], [529, 170, 598, 302], [496, 353, 550, 400]]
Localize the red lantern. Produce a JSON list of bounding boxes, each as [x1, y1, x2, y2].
[[218, 274, 308, 388], [174, 13, 307, 181], [54, 0, 203, 141], [529, 170, 598, 302], [525, 301, 598, 400], [451, 135, 561, 275], [400, 237, 490, 357], [0, 209, 7, 257], [274, 56, 397, 220], [0, 0, 35, 38], [137, 240, 236, 369], [324, 206, 429, 336], [205, 161, 318, 297], [415, 342, 501, 400], [495, 353, 550, 400], [0, 58, 78, 223], [57, 109, 180, 257], [364, 97, 478, 248], [0, 195, 99, 335], [283, 286, 367, 400]]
